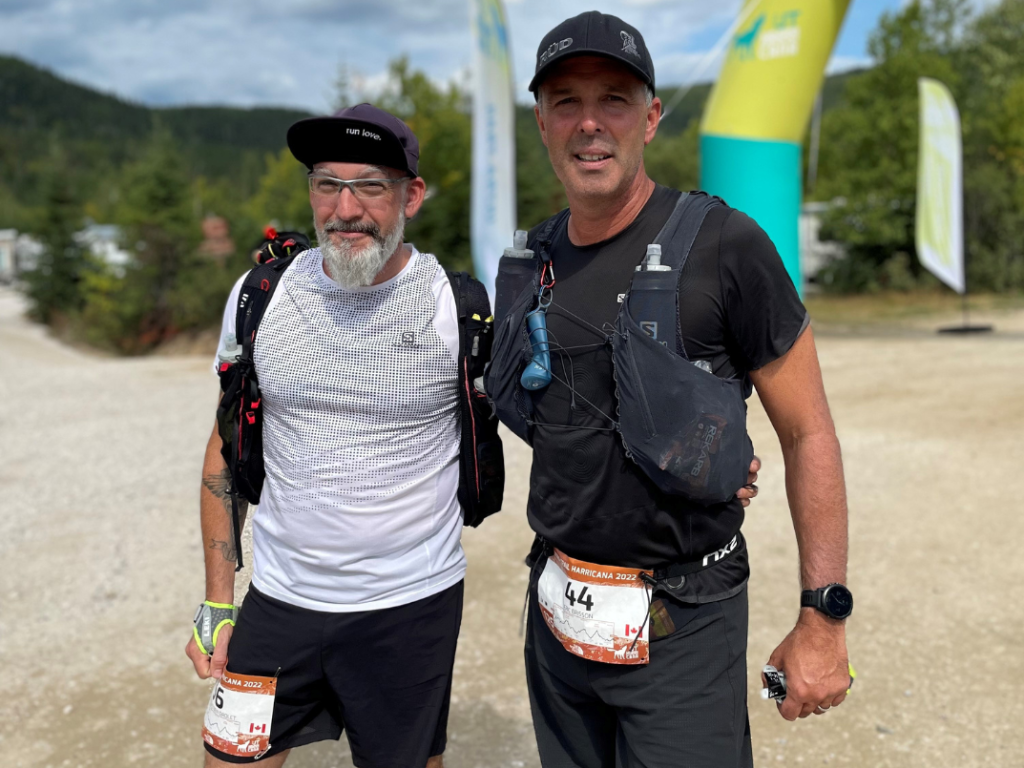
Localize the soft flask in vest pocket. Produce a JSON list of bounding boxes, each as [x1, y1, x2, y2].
[[611, 301, 753, 506]]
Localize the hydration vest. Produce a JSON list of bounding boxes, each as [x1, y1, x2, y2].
[[216, 251, 505, 569], [486, 191, 753, 507]]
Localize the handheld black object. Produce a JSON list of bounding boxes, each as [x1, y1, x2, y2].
[[801, 584, 854, 620], [762, 665, 787, 701]]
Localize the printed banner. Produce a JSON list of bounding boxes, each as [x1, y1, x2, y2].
[[470, 0, 517, 295], [702, 0, 851, 143], [916, 78, 965, 294]]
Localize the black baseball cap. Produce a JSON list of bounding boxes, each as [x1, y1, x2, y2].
[[528, 11, 655, 96], [286, 103, 420, 177]]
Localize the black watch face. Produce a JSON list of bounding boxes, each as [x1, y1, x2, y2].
[[823, 585, 854, 619]]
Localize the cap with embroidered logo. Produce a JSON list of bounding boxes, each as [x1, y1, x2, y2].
[[528, 11, 655, 96]]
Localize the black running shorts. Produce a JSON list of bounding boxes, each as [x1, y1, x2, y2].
[[525, 581, 752, 768], [204, 581, 463, 766]]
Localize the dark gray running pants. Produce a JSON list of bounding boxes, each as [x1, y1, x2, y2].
[[524, 583, 753, 768]]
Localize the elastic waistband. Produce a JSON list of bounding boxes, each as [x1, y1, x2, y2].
[[526, 532, 745, 582], [652, 532, 745, 582]]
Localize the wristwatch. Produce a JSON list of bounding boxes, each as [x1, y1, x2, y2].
[[801, 583, 853, 620]]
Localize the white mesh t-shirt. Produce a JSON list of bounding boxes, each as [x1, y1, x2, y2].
[[214, 245, 466, 612]]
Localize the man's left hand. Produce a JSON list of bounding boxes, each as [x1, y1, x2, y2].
[[765, 610, 849, 720]]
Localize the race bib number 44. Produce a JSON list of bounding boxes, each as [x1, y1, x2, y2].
[[202, 671, 277, 759], [537, 549, 653, 665]]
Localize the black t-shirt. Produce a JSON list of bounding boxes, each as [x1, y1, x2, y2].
[[525, 185, 808, 570]]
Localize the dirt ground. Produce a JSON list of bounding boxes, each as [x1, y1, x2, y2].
[[1, 284, 1022, 768]]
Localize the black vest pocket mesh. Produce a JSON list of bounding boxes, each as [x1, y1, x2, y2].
[[612, 306, 753, 505], [486, 282, 537, 444]]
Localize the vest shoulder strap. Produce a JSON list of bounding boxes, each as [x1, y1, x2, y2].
[[235, 254, 298, 365], [652, 191, 725, 272], [532, 208, 571, 263], [444, 270, 491, 325]]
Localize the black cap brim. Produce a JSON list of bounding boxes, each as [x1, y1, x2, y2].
[[287, 117, 414, 176]]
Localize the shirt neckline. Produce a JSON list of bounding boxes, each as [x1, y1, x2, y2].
[[560, 185, 677, 252]]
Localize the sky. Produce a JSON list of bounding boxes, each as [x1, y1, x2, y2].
[[0, 0, 908, 113]]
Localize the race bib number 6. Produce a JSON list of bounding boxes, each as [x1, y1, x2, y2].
[[202, 671, 277, 759], [537, 549, 653, 665]]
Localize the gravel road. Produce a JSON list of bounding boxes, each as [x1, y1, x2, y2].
[[1, 285, 1022, 768]]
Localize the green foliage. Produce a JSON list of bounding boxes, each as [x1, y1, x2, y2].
[[75, 133, 240, 352], [247, 148, 313, 237], [645, 119, 701, 192], [372, 58, 474, 271], [22, 151, 88, 324], [815, 0, 1024, 293]]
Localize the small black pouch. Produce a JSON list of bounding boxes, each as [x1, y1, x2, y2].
[[612, 293, 753, 506]]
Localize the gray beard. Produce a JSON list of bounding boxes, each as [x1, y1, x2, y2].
[[317, 212, 406, 289]]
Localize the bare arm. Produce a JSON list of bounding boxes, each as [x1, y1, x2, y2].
[[185, 414, 248, 679], [200, 420, 248, 604], [749, 326, 850, 720], [749, 325, 847, 590]]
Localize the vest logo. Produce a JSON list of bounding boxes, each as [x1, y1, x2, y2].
[[620, 31, 639, 58], [539, 37, 573, 66], [733, 11, 802, 62], [690, 422, 719, 477], [400, 331, 416, 346]]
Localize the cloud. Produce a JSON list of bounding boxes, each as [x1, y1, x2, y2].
[[0, 0, 874, 111]]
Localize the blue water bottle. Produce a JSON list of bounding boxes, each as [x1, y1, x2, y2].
[[520, 305, 552, 390]]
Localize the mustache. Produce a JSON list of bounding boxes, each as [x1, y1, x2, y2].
[[321, 219, 382, 239]]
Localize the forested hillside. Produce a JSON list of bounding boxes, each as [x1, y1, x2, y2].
[[0, 55, 313, 227]]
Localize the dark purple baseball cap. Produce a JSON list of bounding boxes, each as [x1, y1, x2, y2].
[[286, 103, 420, 177]]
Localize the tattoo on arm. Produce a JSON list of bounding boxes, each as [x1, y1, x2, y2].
[[203, 469, 249, 563], [209, 538, 237, 563]]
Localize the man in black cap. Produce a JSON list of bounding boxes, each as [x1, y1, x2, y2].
[[489, 11, 853, 766], [185, 104, 468, 768]]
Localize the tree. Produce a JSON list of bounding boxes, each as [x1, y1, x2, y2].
[[813, 0, 965, 292], [77, 131, 231, 351], [23, 151, 87, 324]]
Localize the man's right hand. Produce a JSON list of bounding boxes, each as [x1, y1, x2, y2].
[[186, 624, 233, 680]]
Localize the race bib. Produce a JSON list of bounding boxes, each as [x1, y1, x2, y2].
[[537, 549, 653, 665], [202, 670, 277, 759]]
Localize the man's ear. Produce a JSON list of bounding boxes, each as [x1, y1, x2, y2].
[[644, 96, 662, 147], [404, 177, 427, 219], [534, 103, 549, 148]]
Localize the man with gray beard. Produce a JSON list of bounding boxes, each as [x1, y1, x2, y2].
[[186, 104, 473, 768]]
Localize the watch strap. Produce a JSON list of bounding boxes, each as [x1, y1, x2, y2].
[[800, 589, 822, 610], [193, 601, 238, 655]]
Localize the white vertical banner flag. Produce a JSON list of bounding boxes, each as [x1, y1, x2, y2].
[[916, 78, 965, 294], [471, 0, 516, 295]]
